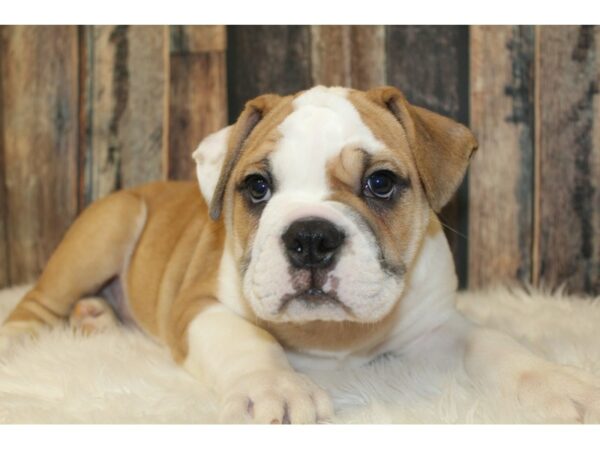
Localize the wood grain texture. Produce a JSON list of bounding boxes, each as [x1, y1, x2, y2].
[[469, 26, 535, 288], [0, 26, 79, 284], [386, 25, 470, 287], [169, 26, 228, 180], [0, 28, 8, 287], [349, 25, 386, 89], [536, 26, 600, 295], [227, 26, 312, 121], [310, 25, 386, 89], [171, 25, 226, 54], [311, 26, 352, 86], [80, 25, 168, 207], [0, 25, 597, 296]]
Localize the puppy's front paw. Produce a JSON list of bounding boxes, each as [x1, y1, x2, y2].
[[220, 369, 333, 424], [517, 365, 600, 423]]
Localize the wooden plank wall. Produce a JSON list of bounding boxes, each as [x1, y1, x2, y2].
[[469, 26, 535, 287], [80, 26, 169, 207], [468, 25, 600, 295], [1, 26, 79, 285], [227, 26, 313, 121], [0, 32, 8, 288], [536, 26, 600, 294], [0, 25, 598, 296], [0, 25, 228, 287], [169, 25, 227, 180]]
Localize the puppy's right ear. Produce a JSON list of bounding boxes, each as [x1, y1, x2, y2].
[[193, 125, 232, 208], [206, 94, 283, 220]]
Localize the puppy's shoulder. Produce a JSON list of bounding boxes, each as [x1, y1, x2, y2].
[[128, 180, 200, 200], [125, 181, 205, 214]]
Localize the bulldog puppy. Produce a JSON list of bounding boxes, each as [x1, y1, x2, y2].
[[1, 86, 600, 424]]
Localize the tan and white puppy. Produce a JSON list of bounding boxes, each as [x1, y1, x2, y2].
[[2, 86, 600, 424]]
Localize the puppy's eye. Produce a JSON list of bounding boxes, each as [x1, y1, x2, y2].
[[245, 175, 272, 203], [364, 170, 397, 199]]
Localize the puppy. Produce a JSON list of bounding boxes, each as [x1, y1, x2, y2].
[[1, 86, 599, 424]]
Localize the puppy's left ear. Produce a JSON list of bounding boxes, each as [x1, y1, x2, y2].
[[367, 86, 478, 212]]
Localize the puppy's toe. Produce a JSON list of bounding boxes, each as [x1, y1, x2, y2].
[[251, 392, 288, 424], [69, 297, 118, 335], [219, 369, 332, 424]]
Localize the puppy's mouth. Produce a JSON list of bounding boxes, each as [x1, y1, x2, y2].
[[278, 288, 354, 316], [277, 268, 354, 317]]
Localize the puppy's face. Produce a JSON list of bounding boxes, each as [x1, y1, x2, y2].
[[195, 86, 477, 325]]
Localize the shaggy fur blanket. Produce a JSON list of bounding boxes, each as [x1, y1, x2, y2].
[[1, 284, 599, 423]]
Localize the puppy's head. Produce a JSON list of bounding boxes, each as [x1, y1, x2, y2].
[[194, 86, 477, 324]]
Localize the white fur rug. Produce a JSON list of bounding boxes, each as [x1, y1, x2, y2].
[[1, 284, 599, 424]]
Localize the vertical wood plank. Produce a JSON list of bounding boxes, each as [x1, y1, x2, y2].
[[386, 25, 470, 287], [311, 26, 352, 86], [0, 26, 79, 284], [310, 25, 386, 89], [468, 26, 535, 288], [80, 25, 168, 207], [169, 26, 228, 180], [227, 26, 312, 121], [170, 25, 226, 53], [349, 25, 386, 89], [536, 26, 600, 295], [0, 27, 9, 287]]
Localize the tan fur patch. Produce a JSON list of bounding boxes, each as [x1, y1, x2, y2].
[[126, 182, 226, 362]]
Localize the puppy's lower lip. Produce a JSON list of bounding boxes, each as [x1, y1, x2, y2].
[[277, 288, 335, 314], [300, 289, 340, 307], [306, 288, 324, 296]]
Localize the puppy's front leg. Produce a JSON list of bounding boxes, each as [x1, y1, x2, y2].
[[180, 302, 332, 424], [464, 324, 600, 423]]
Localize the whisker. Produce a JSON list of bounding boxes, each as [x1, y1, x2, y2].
[[438, 219, 468, 241]]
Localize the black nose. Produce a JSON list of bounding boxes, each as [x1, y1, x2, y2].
[[282, 218, 345, 269]]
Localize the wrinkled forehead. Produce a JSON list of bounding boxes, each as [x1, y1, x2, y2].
[[269, 87, 386, 196]]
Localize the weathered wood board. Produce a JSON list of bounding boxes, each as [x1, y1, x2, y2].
[[80, 25, 168, 207], [226, 26, 312, 121], [0, 29, 8, 287], [0, 26, 79, 284], [469, 25, 535, 288], [310, 25, 386, 88], [536, 26, 600, 295], [169, 26, 228, 180]]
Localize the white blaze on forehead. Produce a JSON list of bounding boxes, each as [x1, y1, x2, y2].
[[270, 86, 385, 198]]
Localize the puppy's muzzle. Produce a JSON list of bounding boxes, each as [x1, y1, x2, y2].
[[281, 218, 345, 270]]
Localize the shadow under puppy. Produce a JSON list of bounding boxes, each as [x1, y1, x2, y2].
[[2, 86, 600, 424]]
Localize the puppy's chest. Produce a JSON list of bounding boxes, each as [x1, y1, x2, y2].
[[285, 346, 379, 371]]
